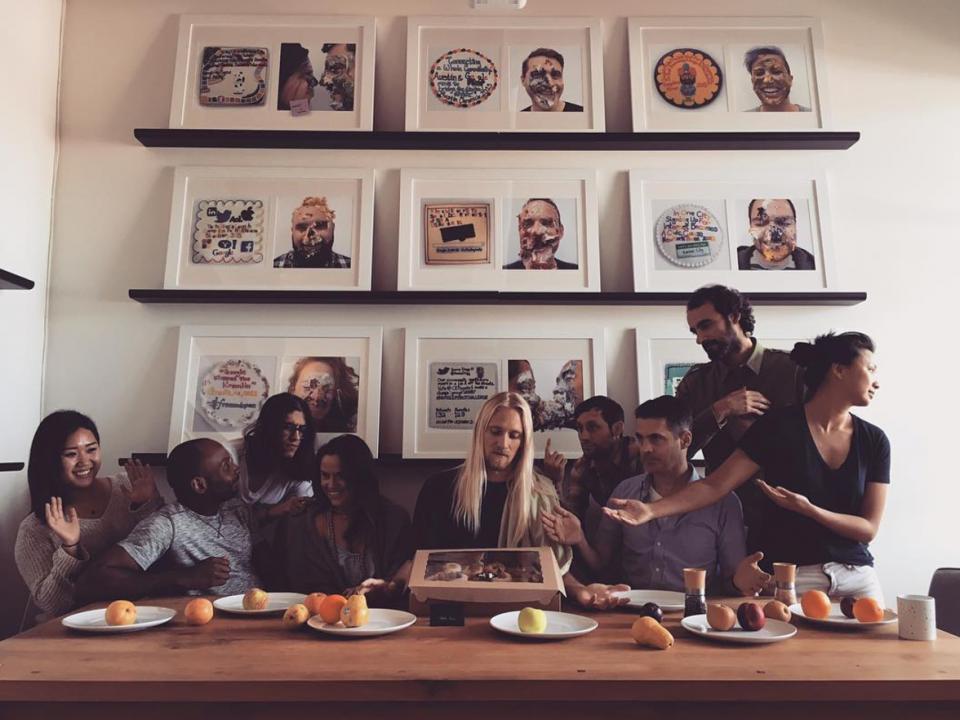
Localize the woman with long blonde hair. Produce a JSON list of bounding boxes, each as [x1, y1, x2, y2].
[[412, 392, 627, 609]]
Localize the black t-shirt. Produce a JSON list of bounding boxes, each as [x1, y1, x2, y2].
[[412, 467, 508, 550], [738, 406, 891, 568]]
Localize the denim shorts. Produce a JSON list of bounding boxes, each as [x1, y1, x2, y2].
[[795, 562, 885, 606]]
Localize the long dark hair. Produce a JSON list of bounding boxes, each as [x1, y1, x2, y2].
[[243, 393, 316, 482], [313, 434, 380, 547], [791, 332, 876, 398], [28, 410, 100, 521]]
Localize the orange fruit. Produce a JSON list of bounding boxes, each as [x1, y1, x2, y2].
[[318, 594, 347, 624], [800, 590, 831, 619], [853, 597, 884, 623], [105, 600, 137, 626], [304, 592, 327, 617], [184, 598, 214, 626]]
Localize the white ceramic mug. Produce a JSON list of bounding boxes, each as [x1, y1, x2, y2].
[[897, 594, 936, 641]]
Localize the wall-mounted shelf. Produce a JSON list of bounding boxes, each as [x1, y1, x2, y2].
[[0, 269, 35, 290], [123, 453, 462, 469], [134, 128, 860, 152], [0, 462, 25, 472], [129, 288, 866, 306]]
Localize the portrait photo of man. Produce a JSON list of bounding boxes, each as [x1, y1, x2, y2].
[[519, 47, 583, 113], [277, 42, 355, 112], [743, 46, 810, 112], [737, 198, 815, 270], [503, 198, 578, 270], [508, 359, 584, 431], [273, 196, 351, 269]]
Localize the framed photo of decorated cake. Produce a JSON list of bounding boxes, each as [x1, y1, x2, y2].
[[398, 168, 600, 292], [628, 17, 830, 131], [402, 328, 605, 459], [405, 16, 605, 132], [629, 169, 838, 292], [169, 325, 383, 455], [162, 166, 374, 290], [169, 15, 375, 130]]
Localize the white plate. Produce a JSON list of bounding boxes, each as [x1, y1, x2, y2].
[[489, 610, 598, 639], [307, 609, 418, 637], [613, 589, 685, 612], [681, 614, 797, 644], [213, 592, 307, 615], [62, 606, 177, 633], [789, 603, 897, 629]]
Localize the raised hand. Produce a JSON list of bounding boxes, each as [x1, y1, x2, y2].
[[187, 556, 231, 590], [573, 583, 631, 610], [541, 506, 584, 546], [714, 388, 771, 423], [45, 496, 80, 547], [347, 577, 395, 599], [756, 479, 813, 517], [733, 551, 772, 596], [603, 498, 654, 526], [268, 496, 311, 518], [123, 459, 158, 507], [541, 438, 567, 487]]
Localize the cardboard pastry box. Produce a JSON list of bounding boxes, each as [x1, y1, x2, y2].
[[408, 546, 564, 617]]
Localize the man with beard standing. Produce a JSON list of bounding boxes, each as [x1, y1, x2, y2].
[[675, 285, 804, 552], [273, 196, 351, 269]]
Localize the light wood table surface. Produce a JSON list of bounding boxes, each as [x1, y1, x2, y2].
[[1, 596, 958, 719]]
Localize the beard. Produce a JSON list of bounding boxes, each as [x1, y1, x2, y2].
[[701, 320, 739, 361]]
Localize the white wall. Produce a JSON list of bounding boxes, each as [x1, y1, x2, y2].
[[21, 0, 960, 632], [0, 1, 62, 638]]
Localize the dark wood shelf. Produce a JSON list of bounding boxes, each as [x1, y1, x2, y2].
[[134, 128, 860, 151], [124, 453, 462, 469], [129, 288, 866, 306], [0, 462, 25, 473], [0, 268, 34, 290]]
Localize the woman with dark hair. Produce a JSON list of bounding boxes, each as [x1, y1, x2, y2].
[[604, 332, 890, 603], [266, 434, 412, 602], [286, 356, 360, 433], [237, 393, 316, 519], [15, 411, 160, 619]]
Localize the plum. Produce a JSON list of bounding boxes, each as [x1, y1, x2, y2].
[[736, 601, 767, 631], [638, 602, 663, 623], [840, 596, 857, 619]]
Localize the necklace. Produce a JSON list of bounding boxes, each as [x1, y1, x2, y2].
[[192, 508, 224, 538]]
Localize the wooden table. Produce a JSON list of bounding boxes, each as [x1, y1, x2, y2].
[[1, 597, 958, 720]]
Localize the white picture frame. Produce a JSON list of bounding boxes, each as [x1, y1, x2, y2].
[[398, 168, 600, 292], [628, 17, 830, 131], [169, 325, 383, 456], [405, 16, 605, 132], [403, 327, 606, 459], [169, 15, 375, 130], [162, 166, 374, 290], [629, 169, 838, 292]]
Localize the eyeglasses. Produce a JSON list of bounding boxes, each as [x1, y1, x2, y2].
[[282, 423, 308, 436]]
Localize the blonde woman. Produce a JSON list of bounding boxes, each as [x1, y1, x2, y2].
[[411, 392, 628, 609]]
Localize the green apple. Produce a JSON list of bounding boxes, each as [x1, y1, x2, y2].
[[518, 607, 547, 634]]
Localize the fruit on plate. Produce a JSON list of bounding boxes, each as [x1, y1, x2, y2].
[[840, 596, 857, 619], [853, 597, 884, 623], [105, 600, 137, 626], [184, 598, 214, 626], [304, 592, 327, 617], [340, 594, 370, 628], [800, 590, 832, 619], [706, 603, 736, 631], [318, 594, 348, 624], [637, 602, 663, 623], [282, 603, 310, 629], [242, 588, 269, 611], [763, 599, 791, 622], [517, 607, 547, 634], [631, 616, 674, 649], [736, 602, 766, 631]]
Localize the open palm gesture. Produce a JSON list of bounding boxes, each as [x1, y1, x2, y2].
[[123, 459, 158, 507], [45, 496, 80, 547]]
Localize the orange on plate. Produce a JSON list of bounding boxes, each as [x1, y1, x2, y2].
[[800, 590, 831, 619], [304, 592, 327, 617], [318, 594, 348, 624], [184, 598, 214, 626], [853, 597, 884, 623]]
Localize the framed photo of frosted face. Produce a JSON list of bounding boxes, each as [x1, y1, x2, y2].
[[397, 168, 599, 292], [403, 328, 605, 459], [628, 17, 829, 131], [162, 166, 373, 290], [405, 16, 604, 131], [169, 325, 382, 455], [169, 15, 375, 130], [629, 170, 837, 292]]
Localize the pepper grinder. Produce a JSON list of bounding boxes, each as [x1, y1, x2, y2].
[[683, 567, 707, 617], [773, 562, 798, 605]]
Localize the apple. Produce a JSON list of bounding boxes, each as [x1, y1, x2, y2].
[[184, 598, 214, 626], [706, 603, 736, 631], [517, 607, 547, 634], [736, 602, 766, 631], [242, 588, 269, 611], [105, 600, 137, 626], [282, 603, 310, 629], [304, 592, 327, 617], [763, 600, 791, 622]]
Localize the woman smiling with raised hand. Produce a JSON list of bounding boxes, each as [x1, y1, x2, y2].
[[15, 411, 160, 621], [237, 393, 316, 520], [605, 332, 890, 603]]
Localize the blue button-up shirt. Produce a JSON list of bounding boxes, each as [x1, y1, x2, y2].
[[594, 467, 746, 593]]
